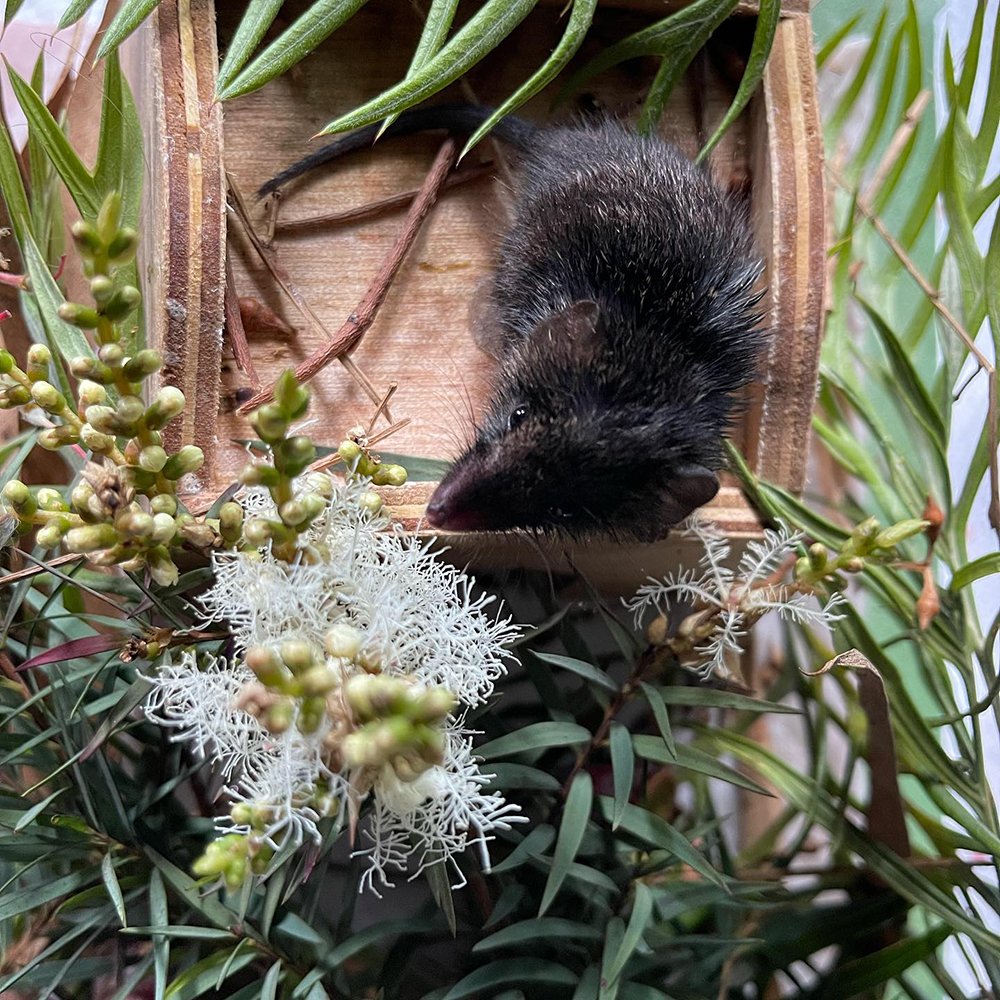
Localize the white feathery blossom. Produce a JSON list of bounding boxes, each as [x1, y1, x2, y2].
[[626, 518, 845, 677], [144, 474, 523, 893]]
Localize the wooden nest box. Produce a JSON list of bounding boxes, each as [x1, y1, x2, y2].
[[123, 0, 824, 588]]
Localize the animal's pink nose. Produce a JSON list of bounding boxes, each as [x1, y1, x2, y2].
[[425, 484, 494, 531]]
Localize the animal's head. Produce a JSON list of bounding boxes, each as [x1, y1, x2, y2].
[[424, 300, 722, 540]]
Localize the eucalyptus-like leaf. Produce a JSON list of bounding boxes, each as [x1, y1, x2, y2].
[[950, 553, 1000, 592], [697, 0, 780, 161], [639, 682, 676, 758], [609, 721, 634, 830], [96, 0, 163, 58], [100, 852, 128, 927], [539, 771, 593, 915], [474, 917, 603, 953], [163, 945, 257, 1000], [215, 0, 286, 91], [532, 650, 617, 692], [216, 0, 370, 101], [318, 0, 537, 135], [442, 958, 577, 1000], [605, 883, 653, 986], [57, 0, 99, 29], [477, 721, 591, 760], [5, 64, 99, 218], [0, 90, 31, 243], [637, 739, 773, 797], [462, 0, 599, 155]]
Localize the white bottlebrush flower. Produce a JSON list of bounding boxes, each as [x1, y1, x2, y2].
[[145, 473, 522, 893], [625, 517, 844, 677]]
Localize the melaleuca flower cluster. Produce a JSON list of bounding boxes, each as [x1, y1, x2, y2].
[[0, 191, 218, 585], [626, 514, 926, 679], [145, 379, 523, 895]]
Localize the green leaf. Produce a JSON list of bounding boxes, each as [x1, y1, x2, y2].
[[5, 64, 100, 218], [12, 786, 66, 832], [814, 922, 951, 999], [539, 771, 593, 915], [605, 883, 654, 986], [599, 798, 724, 888], [490, 824, 555, 874], [640, 682, 676, 758], [325, 918, 436, 967], [477, 721, 591, 760], [462, 0, 599, 154], [425, 859, 457, 936], [216, 0, 286, 91], [0, 867, 95, 921], [261, 960, 283, 1000], [697, 0, 780, 160], [950, 553, 1000, 592], [0, 92, 31, 243], [165, 946, 257, 999], [483, 763, 562, 792], [442, 959, 577, 1000], [120, 926, 236, 940], [633, 735, 772, 796], [217, 0, 371, 101], [20, 230, 93, 363], [316, 0, 537, 133], [599, 917, 625, 1000], [101, 851, 127, 927], [474, 917, 603, 953], [609, 721, 634, 830], [96, 0, 163, 58], [654, 686, 798, 714], [533, 651, 617, 692], [706, 728, 1000, 954], [94, 50, 144, 228], [57, 0, 100, 29]]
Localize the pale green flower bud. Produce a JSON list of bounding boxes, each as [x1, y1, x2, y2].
[[840, 556, 865, 573], [102, 285, 141, 322], [96, 191, 122, 243], [79, 425, 115, 452], [371, 464, 407, 487], [304, 473, 334, 498], [298, 696, 326, 734], [219, 501, 243, 543], [107, 227, 138, 264], [78, 380, 107, 407], [30, 381, 64, 412], [278, 436, 315, 475], [264, 701, 293, 734], [26, 345, 51, 382], [178, 520, 217, 548], [338, 440, 362, 464], [0, 350, 13, 373], [279, 640, 314, 673], [145, 386, 186, 430], [3, 481, 31, 509], [98, 343, 125, 367], [70, 357, 113, 384], [250, 403, 288, 443], [150, 494, 177, 516], [84, 405, 117, 434], [89, 275, 113, 304], [411, 687, 457, 724], [36, 488, 66, 511], [874, 518, 928, 550], [122, 350, 162, 381], [325, 623, 363, 660], [115, 395, 146, 430], [808, 542, 828, 571], [70, 482, 95, 510], [36, 522, 65, 549], [161, 445, 204, 480], [150, 512, 177, 544], [38, 426, 79, 450], [300, 665, 338, 696], [117, 510, 155, 539], [70, 219, 102, 255], [147, 546, 179, 587], [278, 500, 309, 527], [230, 803, 254, 826], [65, 523, 119, 552], [6, 386, 30, 406], [138, 446, 168, 472], [57, 302, 100, 328], [239, 463, 280, 489], [243, 517, 273, 547]]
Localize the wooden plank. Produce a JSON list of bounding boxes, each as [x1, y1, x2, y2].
[[742, 14, 826, 491], [124, 0, 225, 484]]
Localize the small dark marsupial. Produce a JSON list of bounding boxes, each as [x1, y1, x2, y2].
[[259, 104, 766, 541]]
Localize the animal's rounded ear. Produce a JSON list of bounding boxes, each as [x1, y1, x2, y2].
[[660, 465, 720, 525], [528, 299, 606, 362]]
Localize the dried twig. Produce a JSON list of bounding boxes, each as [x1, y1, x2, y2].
[[226, 173, 389, 414], [274, 163, 492, 235], [0, 552, 83, 588], [237, 138, 460, 414], [861, 90, 931, 206], [223, 254, 262, 390]]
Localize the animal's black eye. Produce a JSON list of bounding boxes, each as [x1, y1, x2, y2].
[[507, 404, 530, 431], [548, 505, 573, 521]]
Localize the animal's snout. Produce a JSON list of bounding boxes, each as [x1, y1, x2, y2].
[[425, 479, 497, 532]]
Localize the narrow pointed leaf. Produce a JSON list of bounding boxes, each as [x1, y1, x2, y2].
[[216, 0, 370, 101], [58, 0, 99, 29], [655, 685, 798, 714], [216, 0, 286, 91], [950, 553, 1000, 592], [477, 722, 590, 760], [13, 787, 67, 832], [533, 650, 617, 691], [698, 0, 780, 160], [539, 771, 593, 915], [94, 50, 144, 227], [462, 0, 598, 154], [442, 959, 576, 1000], [100, 852, 127, 927], [5, 65, 99, 218], [317, 0, 536, 134], [609, 721, 634, 829], [474, 917, 603, 953], [17, 633, 127, 671], [606, 883, 654, 985], [96, 0, 163, 58], [640, 682, 676, 758], [0, 92, 31, 242]]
